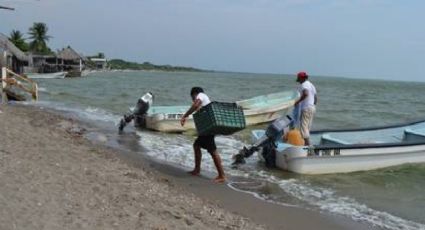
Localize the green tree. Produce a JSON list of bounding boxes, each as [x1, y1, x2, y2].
[[28, 22, 52, 54], [97, 52, 105, 58], [9, 30, 28, 52]]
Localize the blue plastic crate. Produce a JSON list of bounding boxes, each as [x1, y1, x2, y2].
[[193, 101, 246, 136]]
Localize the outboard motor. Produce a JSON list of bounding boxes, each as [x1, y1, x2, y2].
[[232, 115, 293, 167], [118, 92, 153, 132]]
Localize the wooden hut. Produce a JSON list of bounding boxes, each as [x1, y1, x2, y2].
[[57, 46, 86, 77], [89, 58, 108, 70], [0, 33, 28, 74], [0, 34, 38, 102], [25, 53, 60, 74]]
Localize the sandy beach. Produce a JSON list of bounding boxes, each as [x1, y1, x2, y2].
[[0, 105, 376, 230]]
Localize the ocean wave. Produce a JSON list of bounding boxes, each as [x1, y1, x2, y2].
[[277, 179, 425, 230], [226, 168, 425, 229], [82, 106, 121, 123], [30, 101, 121, 125], [37, 87, 48, 92], [133, 128, 424, 229], [227, 181, 298, 208]]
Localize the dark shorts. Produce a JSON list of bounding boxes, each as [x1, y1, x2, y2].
[[194, 135, 217, 153]]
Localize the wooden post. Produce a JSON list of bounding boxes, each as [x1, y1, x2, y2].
[[3, 50, 7, 67], [1, 67, 7, 104]]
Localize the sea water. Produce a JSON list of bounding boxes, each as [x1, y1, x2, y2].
[[33, 70, 425, 230]]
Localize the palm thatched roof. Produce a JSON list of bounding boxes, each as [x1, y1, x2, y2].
[[57, 46, 85, 61], [0, 33, 28, 61]]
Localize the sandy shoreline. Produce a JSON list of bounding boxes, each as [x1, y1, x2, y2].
[[0, 105, 376, 229]]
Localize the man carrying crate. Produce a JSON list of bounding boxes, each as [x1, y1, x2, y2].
[[180, 87, 226, 183]]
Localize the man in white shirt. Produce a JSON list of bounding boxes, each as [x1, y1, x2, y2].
[[180, 87, 226, 183], [294, 72, 318, 145]]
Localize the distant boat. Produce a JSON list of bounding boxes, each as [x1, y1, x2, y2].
[[251, 119, 425, 174], [144, 91, 299, 133], [65, 70, 81, 78], [26, 71, 67, 79]]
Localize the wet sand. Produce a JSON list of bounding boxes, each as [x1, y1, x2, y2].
[[0, 105, 377, 229]]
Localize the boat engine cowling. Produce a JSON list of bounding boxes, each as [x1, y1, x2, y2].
[[232, 115, 293, 166], [119, 92, 153, 132], [266, 115, 293, 141]]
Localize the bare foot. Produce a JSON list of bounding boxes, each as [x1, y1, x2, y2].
[[213, 176, 226, 183], [188, 170, 200, 176]]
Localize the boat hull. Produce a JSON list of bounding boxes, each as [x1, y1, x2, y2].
[[277, 145, 425, 174], [26, 72, 67, 79], [244, 106, 292, 126], [145, 91, 298, 133], [145, 114, 196, 133], [251, 119, 425, 174], [145, 106, 294, 133]]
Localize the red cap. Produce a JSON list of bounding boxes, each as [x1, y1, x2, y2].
[[296, 71, 308, 82]]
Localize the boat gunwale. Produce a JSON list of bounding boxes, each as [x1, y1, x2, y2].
[[149, 100, 296, 117], [253, 119, 425, 151], [236, 90, 298, 104], [308, 119, 425, 150], [313, 140, 425, 151], [149, 103, 294, 117], [242, 101, 294, 115], [311, 119, 425, 134]]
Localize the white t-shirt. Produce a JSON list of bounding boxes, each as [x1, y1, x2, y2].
[[196, 92, 211, 107], [298, 80, 317, 110]]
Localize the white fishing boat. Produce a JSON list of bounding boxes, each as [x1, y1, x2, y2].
[[145, 90, 298, 133], [251, 120, 425, 174], [26, 71, 67, 79]]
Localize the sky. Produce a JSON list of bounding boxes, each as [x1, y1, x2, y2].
[[1, 0, 424, 82]]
